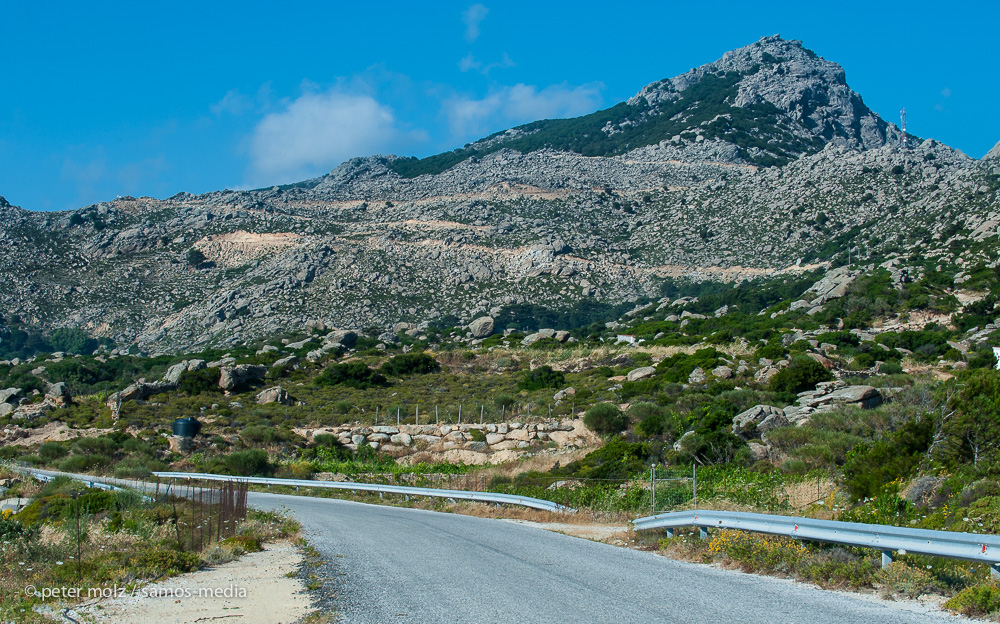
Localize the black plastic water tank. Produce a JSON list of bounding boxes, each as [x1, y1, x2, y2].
[[172, 417, 202, 438]]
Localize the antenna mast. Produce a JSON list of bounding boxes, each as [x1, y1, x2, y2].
[[900, 108, 907, 150]]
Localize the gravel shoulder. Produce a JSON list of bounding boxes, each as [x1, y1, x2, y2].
[[72, 540, 314, 624]]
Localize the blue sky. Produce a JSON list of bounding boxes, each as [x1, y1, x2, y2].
[[2, 0, 997, 212]]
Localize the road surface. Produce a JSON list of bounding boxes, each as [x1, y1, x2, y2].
[[249, 492, 956, 624]]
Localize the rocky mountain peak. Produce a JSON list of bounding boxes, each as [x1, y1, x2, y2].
[[985, 140, 1000, 160], [624, 35, 895, 157]]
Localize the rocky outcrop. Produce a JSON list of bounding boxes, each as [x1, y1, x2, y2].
[[793, 381, 883, 415], [732, 405, 788, 439], [163, 359, 207, 383], [108, 378, 177, 411]]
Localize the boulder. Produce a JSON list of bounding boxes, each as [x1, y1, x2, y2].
[[324, 330, 358, 348], [469, 316, 495, 338], [390, 432, 413, 446], [748, 442, 772, 462], [806, 353, 835, 369], [553, 387, 576, 401], [256, 386, 292, 405], [272, 355, 300, 369], [44, 382, 72, 406], [732, 405, 787, 438], [163, 361, 189, 384], [554, 330, 571, 342], [673, 430, 696, 451], [711, 365, 733, 379], [822, 385, 882, 409], [627, 366, 656, 382], [0, 388, 22, 405], [218, 364, 267, 391], [688, 367, 707, 384]]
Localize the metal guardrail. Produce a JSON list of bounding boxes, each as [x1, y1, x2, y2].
[[13, 466, 153, 501], [633, 509, 1000, 574], [153, 471, 573, 513]]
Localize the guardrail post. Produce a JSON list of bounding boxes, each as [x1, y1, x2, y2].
[[881, 550, 893, 568], [699, 527, 708, 540]]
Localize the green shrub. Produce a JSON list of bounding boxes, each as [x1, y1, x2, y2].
[[517, 365, 565, 391], [469, 428, 487, 442], [584, 403, 628, 435], [38, 442, 69, 461], [379, 352, 441, 376], [945, 583, 1000, 617], [221, 450, 274, 477], [755, 343, 787, 361], [223, 534, 263, 553], [132, 547, 201, 574], [842, 416, 933, 501], [494, 393, 516, 408], [178, 367, 221, 395], [769, 357, 833, 394], [316, 361, 387, 389], [878, 361, 904, 375], [186, 248, 207, 267]]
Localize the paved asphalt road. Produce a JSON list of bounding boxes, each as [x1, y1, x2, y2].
[[249, 491, 957, 624]]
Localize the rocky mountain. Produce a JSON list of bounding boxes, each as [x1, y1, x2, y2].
[[1, 36, 999, 354], [986, 140, 1000, 161]]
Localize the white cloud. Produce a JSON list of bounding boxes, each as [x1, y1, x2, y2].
[[444, 82, 604, 139], [247, 90, 423, 184], [463, 4, 489, 42], [459, 52, 514, 74], [211, 89, 253, 116]]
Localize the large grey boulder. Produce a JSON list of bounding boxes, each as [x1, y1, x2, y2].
[[271, 355, 300, 369], [522, 331, 557, 346], [256, 386, 292, 405], [0, 388, 22, 405], [163, 361, 189, 384], [732, 405, 788, 438], [687, 367, 707, 384], [822, 385, 882, 409], [218, 364, 267, 391], [796, 381, 882, 410], [44, 382, 72, 406], [469, 316, 495, 338], [627, 366, 656, 382], [324, 330, 357, 348], [711, 365, 733, 379]]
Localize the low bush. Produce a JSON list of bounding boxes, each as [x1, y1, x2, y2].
[[945, 583, 1000, 617], [379, 352, 441, 377], [769, 356, 833, 394], [584, 403, 628, 435], [316, 361, 387, 389], [517, 365, 565, 391]]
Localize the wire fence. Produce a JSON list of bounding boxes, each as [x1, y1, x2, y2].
[[155, 478, 249, 551]]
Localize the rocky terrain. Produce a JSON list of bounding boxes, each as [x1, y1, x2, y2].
[[1, 35, 999, 354]]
